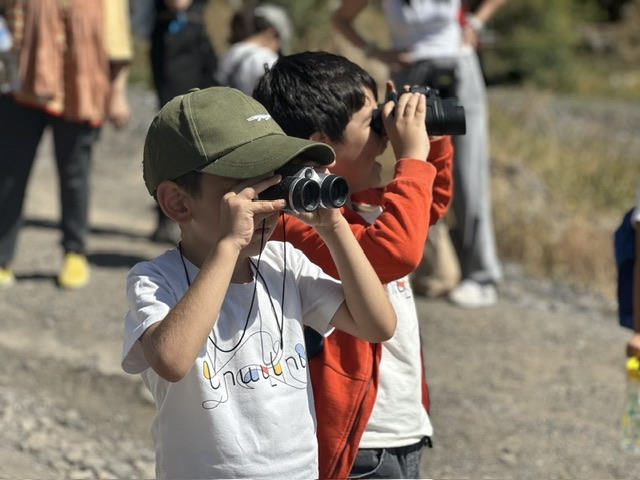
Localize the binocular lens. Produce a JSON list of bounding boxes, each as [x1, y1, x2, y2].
[[290, 178, 321, 212], [319, 175, 349, 209], [258, 165, 349, 213]]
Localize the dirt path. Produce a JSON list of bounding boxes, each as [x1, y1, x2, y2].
[[0, 86, 637, 479]]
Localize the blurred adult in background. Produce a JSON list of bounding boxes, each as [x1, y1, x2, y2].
[[627, 182, 640, 358], [148, 0, 218, 244], [333, 0, 507, 308], [215, 2, 291, 95], [0, 0, 132, 289]]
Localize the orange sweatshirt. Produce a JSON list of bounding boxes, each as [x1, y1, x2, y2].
[[271, 135, 454, 479]]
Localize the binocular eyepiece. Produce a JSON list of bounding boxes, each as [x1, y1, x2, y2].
[[371, 86, 466, 137], [259, 165, 349, 213]]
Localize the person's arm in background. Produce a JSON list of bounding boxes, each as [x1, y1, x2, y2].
[[331, 0, 412, 71], [462, 0, 508, 48], [628, 217, 640, 357], [107, 62, 130, 128], [104, 0, 132, 128], [164, 0, 193, 12]]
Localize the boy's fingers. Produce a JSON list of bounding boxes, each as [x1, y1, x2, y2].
[[381, 81, 397, 117], [231, 174, 281, 196], [397, 92, 426, 119], [250, 198, 287, 212], [382, 100, 395, 117]]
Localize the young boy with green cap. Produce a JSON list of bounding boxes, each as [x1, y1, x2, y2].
[[121, 86, 396, 480]]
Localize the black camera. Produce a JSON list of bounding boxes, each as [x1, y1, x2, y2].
[[371, 86, 466, 136], [259, 165, 349, 213]]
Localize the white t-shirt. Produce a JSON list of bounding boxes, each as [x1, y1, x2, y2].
[[215, 41, 279, 95], [381, 0, 465, 59], [355, 207, 433, 448], [122, 242, 344, 480]]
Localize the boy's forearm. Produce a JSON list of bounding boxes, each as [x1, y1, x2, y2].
[[142, 239, 241, 381], [427, 135, 454, 221], [318, 217, 396, 342]]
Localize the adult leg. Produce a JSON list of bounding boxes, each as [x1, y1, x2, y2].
[[411, 219, 460, 297], [450, 50, 502, 285], [0, 96, 46, 266], [50, 115, 99, 255], [393, 63, 461, 297]]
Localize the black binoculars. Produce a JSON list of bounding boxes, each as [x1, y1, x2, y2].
[[259, 165, 349, 213], [371, 86, 466, 136]]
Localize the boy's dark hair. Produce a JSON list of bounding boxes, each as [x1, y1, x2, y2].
[[253, 51, 378, 143], [153, 170, 202, 202], [174, 170, 203, 197]]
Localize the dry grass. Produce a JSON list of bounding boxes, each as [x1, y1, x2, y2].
[[488, 88, 637, 301]]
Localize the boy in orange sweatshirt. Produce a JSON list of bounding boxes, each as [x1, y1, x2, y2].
[[254, 51, 454, 479]]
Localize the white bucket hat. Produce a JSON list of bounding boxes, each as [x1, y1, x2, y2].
[[254, 3, 292, 54]]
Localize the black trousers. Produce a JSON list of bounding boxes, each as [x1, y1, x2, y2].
[[0, 95, 99, 264]]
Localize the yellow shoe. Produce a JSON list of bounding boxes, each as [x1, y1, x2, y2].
[[0, 266, 16, 288], [57, 252, 90, 289]]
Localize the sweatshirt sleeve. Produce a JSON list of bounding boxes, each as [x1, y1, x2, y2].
[[103, 0, 133, 62], [273, 136, 454, 284], [427, 135, 454, 221]]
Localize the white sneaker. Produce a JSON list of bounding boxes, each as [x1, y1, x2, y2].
[[448, 279, 497, 308]]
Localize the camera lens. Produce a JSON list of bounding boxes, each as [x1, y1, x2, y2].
[[317, 174, 349, 208]]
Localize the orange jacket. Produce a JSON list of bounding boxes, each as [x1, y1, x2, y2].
[[271, 135, 454, 479]]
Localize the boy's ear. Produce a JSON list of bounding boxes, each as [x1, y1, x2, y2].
[[156, 181, 191, 224], [309, 131, 329, 144]]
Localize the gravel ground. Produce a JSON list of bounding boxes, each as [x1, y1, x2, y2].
[[0, 85, 638, 479]]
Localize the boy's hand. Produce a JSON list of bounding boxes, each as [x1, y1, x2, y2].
[[219, 175, 286, 250], [382, 81, 430, 162], [287, 205, 345, 235]]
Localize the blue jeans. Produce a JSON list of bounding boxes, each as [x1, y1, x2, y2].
[[349, 437, 431, 479]]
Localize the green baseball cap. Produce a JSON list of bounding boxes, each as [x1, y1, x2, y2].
[[143, 86, 335, 196]]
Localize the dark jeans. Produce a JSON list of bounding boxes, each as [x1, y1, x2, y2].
[[349, 437, 430, 479], [0, 95, 99, 265]]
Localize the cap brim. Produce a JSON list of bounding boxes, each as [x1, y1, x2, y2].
[[198, 134, 335, 179]]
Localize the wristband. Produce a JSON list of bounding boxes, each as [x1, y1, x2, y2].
[[465, 14, 485, 32]]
